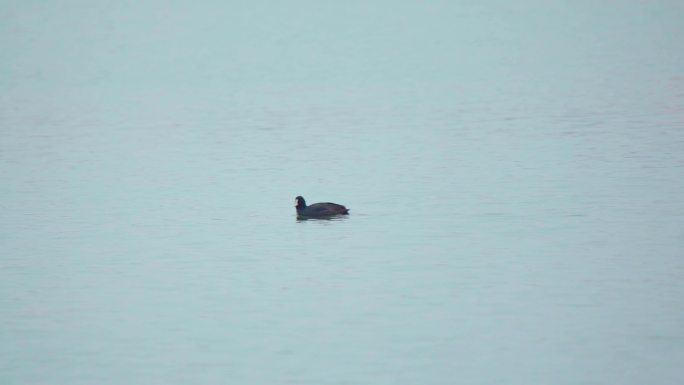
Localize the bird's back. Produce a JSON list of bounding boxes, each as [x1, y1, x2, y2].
[[305, 202, 349, 215]]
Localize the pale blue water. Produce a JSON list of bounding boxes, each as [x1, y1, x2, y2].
[[2, 1, 684, 384]]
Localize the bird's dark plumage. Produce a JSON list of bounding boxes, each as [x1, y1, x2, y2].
[[294, 196, 349, 218]]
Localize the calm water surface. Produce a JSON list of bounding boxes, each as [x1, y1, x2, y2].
[[2, 1, 684, 384]]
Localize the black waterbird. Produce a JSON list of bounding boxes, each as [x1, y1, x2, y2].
[[294, 196, 349, 218]]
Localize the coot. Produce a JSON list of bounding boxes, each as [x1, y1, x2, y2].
[[294, 196, 349, 218]]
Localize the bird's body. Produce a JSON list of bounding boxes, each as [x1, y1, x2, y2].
[[295, 196, 349, 218]]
